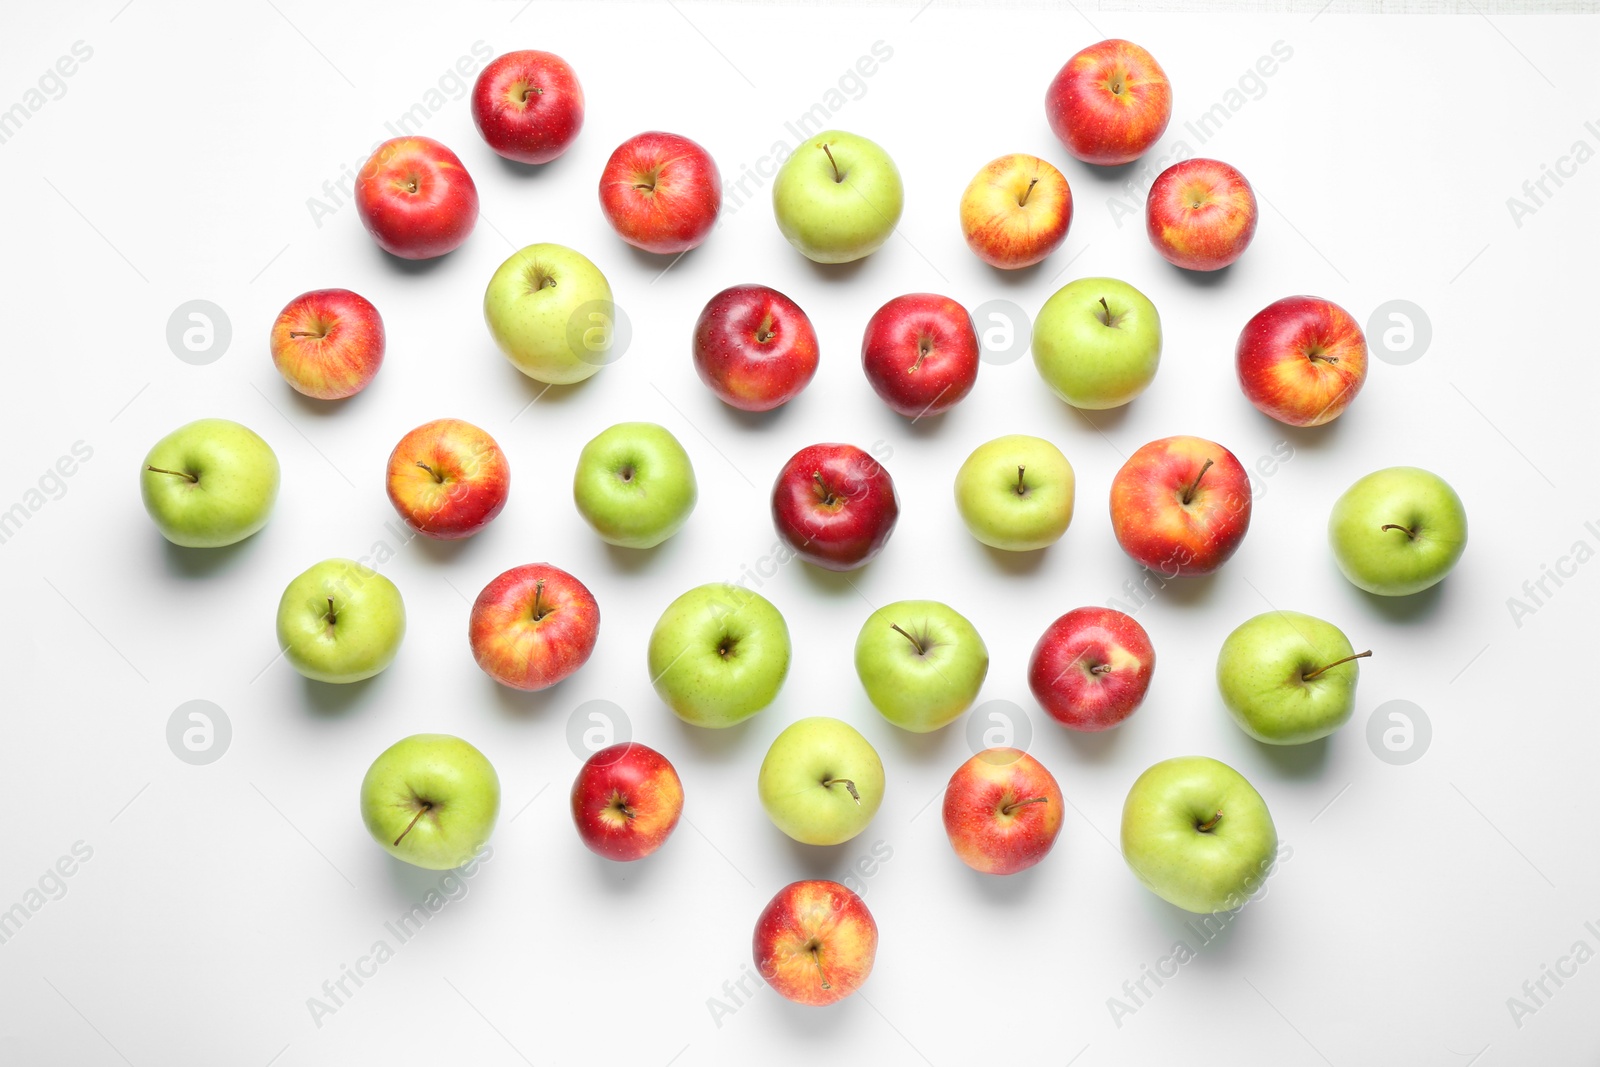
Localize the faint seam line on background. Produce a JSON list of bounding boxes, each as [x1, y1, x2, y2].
[[908, 0, 935, 20], [1062, 0, 1107, 38], [648, 381, 758, 490], [476, 210, 519, 252], [1309, 0, 1337, 21], [1257, 190, 1349, 283], [509, 781, 551, 823], [1065, 1044, 1091, 1066], [1449, 1042, 1491, 1065], [249, 644, 288, 685], [1063, 794, 1120, 856], [42, 978, 134, 1067], [682, 815, 757, 888], [858, 992, 937, 1066], [109, 0, 135, 20], [1449, 643, 1490, 685], [249, 382, 359, 489], [650, 248, 693, 285], [1047, 240, 1094, 285], [508, 0, 533, 22], [509, 383, 554, 424], [1449, 782, 1556, 889], [262, 1042, 290, 1067], [1073, 403, 1127, 460], [662, 0, 757, 89], [444, 977, 536, 1066], [42, 576, 149, 683], [109, 782, 150, 823], [1448, 243, 1490, 284], [442, 576, 473, 604], [109, 382, 150, 423], [1244, 977, 1336, 1066], [1463, 0, 1557, 88], [263, 0, 357, 89], [43, 177, 148, 283], [1309, 782, 1352, 824], [1449, 383, 1557, 489], [662, 1043, 690, 1066], [908, 384, 954, 424], [250, 782, 358, 889], [909, 784, 945, 823], [249, 243, 291, 284]]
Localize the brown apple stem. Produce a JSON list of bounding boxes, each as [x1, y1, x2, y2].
[[1302, 649, 1373, 681], [393, 802, 433, 846], [889, 623, 926, 656], [1090, 664, 1113, 675], [288, 328, 327, 340], [415, 461, 445, 484], [1097, 296, 1114, 326], [821, 143, 842, 183], [755, 315, 775, 344], [1019, 177, 1038, 207], [612, 794, 636, 820], [531, 578, 547, 621], [1381, 523, 1418, 540], [910, 337, 931, 373], [1001, 796, 1049, 816], [822, 777, 861, 804], [145, 465, 198, 483], [324, 597, 337, 626], [1180, 458, 1214, 505], [1196, 811, 1223, 833], [812, 471, 837, 507], [1015, 465, 1027, 495], [810, 943, 831, 990]]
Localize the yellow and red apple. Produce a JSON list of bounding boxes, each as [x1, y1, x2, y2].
[[468, 563, 599, 691], [1109, 435, 1252, 576], [753, 879, 877, 1006], [1146, 158, 1258, 271], [958, 153, 1072, 269], [386, 418, 510, 540], [1045, 39, 1172, 166], [269, 289, 385, 400], [942, 749, 1064, 875], [1236, 296, 1368, 426]]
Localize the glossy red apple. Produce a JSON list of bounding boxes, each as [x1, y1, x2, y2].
[[471, 49, 584, 164], [599, 131, 721, 254], [1045, 39, 1172, 166], [386, 419, 510, 540], [269, 288, 384, 400], [469, 564, 599, 691], [753, 879, 877, 1006], [1146, 158, 1258, 271], [354, 136, 478, 259], [772, 444, 899, 571], [860, 293, 980, 418], [1109, 436, 1251, 576], [1237, 296, 1369, 427], [943, 749, 1064, 875], [1028, 607, 1155, 731], [692, 284, 818, 411], [570, 742, 683, 862]]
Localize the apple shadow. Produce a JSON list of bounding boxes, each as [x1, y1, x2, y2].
[[490, 151, 571, 182], [668, 712, 757, 760], [1162, 259, 1234, 289], [382, 853, 452, 903], [980, 543, 1051, 576], [577, 849, 664, 895], [623, 242, 700, 277], [1268, 414, 1346, 454], [1156, 572, 1221, 611], [487, 678, 565, 720], [796, 563, 867, 598], [1068, 401, 1133, 436], [160, 536, 259, 580], [284, 385, 360, 421], [715, 399, 799, 436], [778, 833, 855, 878], [413, 535, 480, 567], [302, 674, 384, 717], [902, 410, 949, 440], [1251, 734, 1331, 779], [961, 861, 1047, 906], [506, 366, 590, 410], [983, 257, 1047, 289], [371, 246, 456, 277], [603, 541, 674, 577], [803, 256, 870, 285], [879, 721, 958, 767], [1068, 157, 1143, 189], [1063, 725, 1129, 763], [1354, 580, 1447, 625]]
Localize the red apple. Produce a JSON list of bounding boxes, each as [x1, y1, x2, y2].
[[692, 284, 818, 411], [860, 294, 980, 418], [753, 879, 877, 1006], [386, 418, 510, 540], [1028, 607, 1155, 731], [1236, 296, 1368, 427], [1109, 435, 1252, 576], [570, 742, 684, 862], [1045, 39, 1172, 166], [354, 136, 478, 259], [469, 564, 599, 691], [598, 131, 721, 255], [959, 153, 1072, 270], [1146, 158, 1257, 271], [942, 749, 1064, 875], [471, 49, 584, 164], [269, 288, 384, 400], [772, 444, 899, 571]]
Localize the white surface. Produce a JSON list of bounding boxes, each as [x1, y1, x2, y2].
[[1, 3, 1596, 1064]]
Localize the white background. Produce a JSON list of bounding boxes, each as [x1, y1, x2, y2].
[[1, 2, 1596, 1064]]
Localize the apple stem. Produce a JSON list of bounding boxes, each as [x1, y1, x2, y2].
[[611, 793, 636, 820], [415, 461, 444, 484], [821, 143, 842, 183], [1001, 796, 1048, 816], [1302, 649, 1373, 681], [1381, 523, 1418, 540], [324, 597, 337, 626], [910, 337, 931, 373], [810, 942, 831, 990], [1015, 465, 1027, 496], [1090, 664, 1113, 675], [1019, 177, 1038, 207], [822, 777, 861, 804], [889, 623, 927, 656], [812, 471, 837, 507], [755, 314, 775, 344], [145, 465, 198, 483], [1196, 811, 1222, 833], [531, 579, 548, 622], [1180, 458, 1214, 505], [288, 326, 328, 340], [393, 801, 433, 846], [1096, 296, 1118, 327]]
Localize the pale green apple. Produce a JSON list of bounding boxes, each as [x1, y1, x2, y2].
[[1329, 466, 1467, 596], [758, 716, 885, 845], [573, 422, 697, 549], [854, 600, 988, 732], [648, 583, 791, 727], [1121, 756, 1278, 914], [140, 418, 279, 548], [1032, 277, 1162, 409], [360, 734, 499, 870], [953, 434, 1075, 551], [276, 558, 406, 683], [484, 242, 614, 385], [1217, 611, 1368, 744], [772, 130, 903, 263]]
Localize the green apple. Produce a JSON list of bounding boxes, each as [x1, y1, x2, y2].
[[1121, 756, 1278, 914], [758, 716, 885, 845], [853, 600, 988, 732], [276, 558, 406, 683], [953, 434, 1075, 551], [648, 583, 791, 727], [140, 418, 279, 548], [1217, 611, 1369, 745], [573, 422, 697, 549], [360, 734, 499, 870], [1032, 277, 1162, 410], [484, 242, 614, 385], [772, 130, 904, 263], [1329, 466, 1467, 596]]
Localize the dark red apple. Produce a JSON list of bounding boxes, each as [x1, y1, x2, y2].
[[692, 284, 819, 411], [860, 293, 980, 418], [354, 136, 478, 260], [471, 50, 584, 165], [599, 131, 721, 254], [771, 444, 899, 571], [1028, 607, 1155, 731], [570, 742, 684, 862]]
